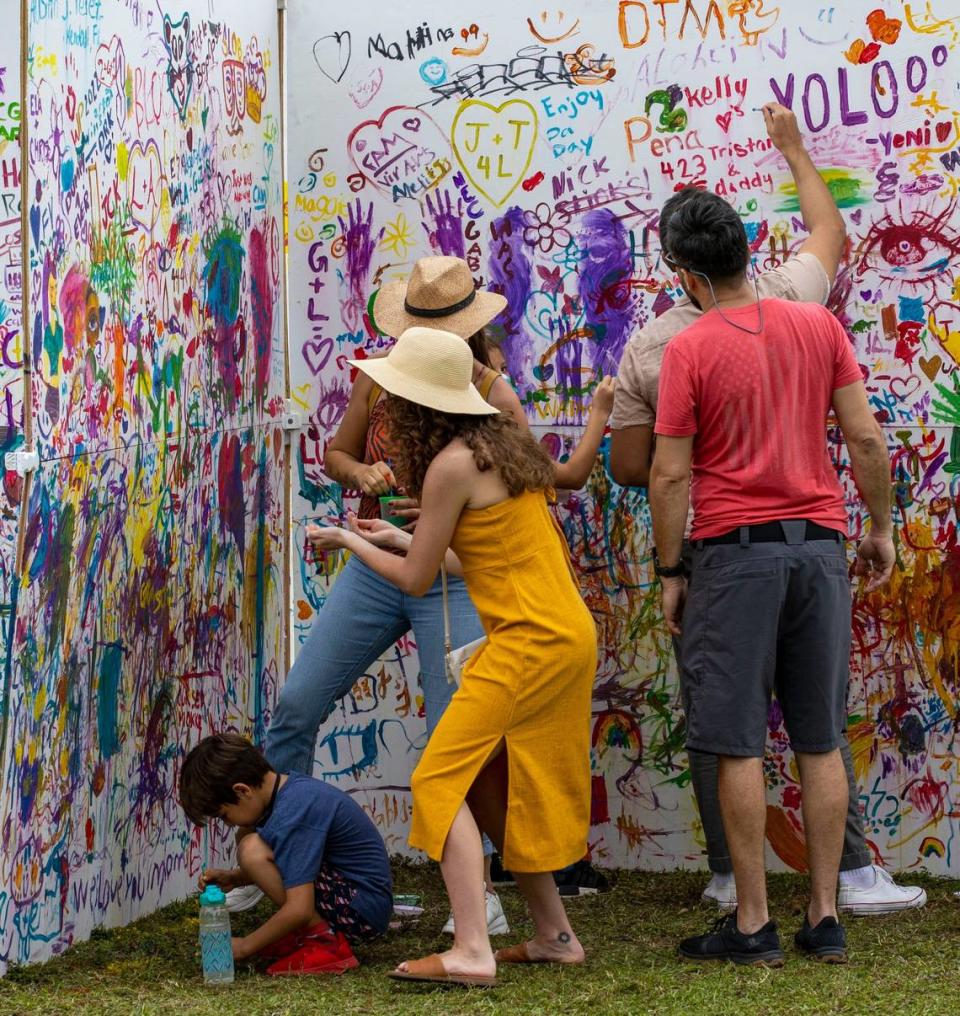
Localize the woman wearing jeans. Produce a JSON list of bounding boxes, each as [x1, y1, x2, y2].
[[262, 258, 522, 934]]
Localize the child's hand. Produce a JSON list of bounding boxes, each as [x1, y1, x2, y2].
[[589, 376, 617, 420], [232, 936, 253, 962], [199, 867, 239, 892]]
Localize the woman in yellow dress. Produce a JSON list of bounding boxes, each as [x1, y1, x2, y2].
[[307, 326, 598, 987]]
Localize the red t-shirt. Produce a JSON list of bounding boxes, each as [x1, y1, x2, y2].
[[654, 298, 863, 540]]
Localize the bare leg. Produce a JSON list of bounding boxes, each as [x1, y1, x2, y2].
[[509, 873, 585, 963], [394, 802, 495, 978], [718, 756, 768, 933], [796, 749, 847, 925], [237, 834, 325, 927], [467, 751, 583, 964]]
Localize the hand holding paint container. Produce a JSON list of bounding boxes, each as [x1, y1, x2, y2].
[[379, 495, 407, 528]]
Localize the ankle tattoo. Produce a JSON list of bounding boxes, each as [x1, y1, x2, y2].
[[558, 932, 571, 945]]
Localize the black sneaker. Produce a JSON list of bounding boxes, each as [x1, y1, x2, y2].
[[553, 860, 611, 896], [794, 915, 848, 964], [488, 854, 515, 887], [679, 912, 785, 967]]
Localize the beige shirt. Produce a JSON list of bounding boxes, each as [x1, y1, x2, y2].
[[611, 253, 831, 430]]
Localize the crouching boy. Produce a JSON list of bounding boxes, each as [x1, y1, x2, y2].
[[179, 733, 393, 975]]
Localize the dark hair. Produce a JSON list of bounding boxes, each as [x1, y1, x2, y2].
[[661, 187, 749, 282], [179, 732, 271, 826], [466, 326, 493, 368], [386, 396, 554, 499], [657, 186, 701, 250]]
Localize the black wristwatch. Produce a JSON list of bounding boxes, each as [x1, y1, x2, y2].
[[653, 548, 686, 579]]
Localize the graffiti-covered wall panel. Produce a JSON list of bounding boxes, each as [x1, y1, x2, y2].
[[0, 20, 22, 688], [0, 1, 285, 971], [287, 2, 960, 873]]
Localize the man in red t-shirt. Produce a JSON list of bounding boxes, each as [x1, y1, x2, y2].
[[650, 189, 895, 966]]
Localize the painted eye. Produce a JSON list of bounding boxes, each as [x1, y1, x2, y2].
[[856, 201, 960, 288]]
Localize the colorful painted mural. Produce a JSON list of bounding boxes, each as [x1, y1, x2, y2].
[[0, 1, 285, 972], [0, 19, 22, 693], [287, 2, 960, 875]]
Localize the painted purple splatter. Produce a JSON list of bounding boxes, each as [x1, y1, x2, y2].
[[486, 207, 532, 400], [422, 189, 465, 258], [217, 432, 246, 557], [337, 200, 381, 332], [248, 225, 274, 410], [577, 208, 635, 375]]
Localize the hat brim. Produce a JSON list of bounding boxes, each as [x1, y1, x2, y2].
[[349, 357, 499, 416], [373, 282, 507, 339]]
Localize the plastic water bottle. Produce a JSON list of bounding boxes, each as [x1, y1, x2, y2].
[[199, 885, 235, 984]]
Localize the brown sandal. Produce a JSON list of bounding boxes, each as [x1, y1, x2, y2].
[[388, 953, 498, 988], [495, 942, 585, 965]]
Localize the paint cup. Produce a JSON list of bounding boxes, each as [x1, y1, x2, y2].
[[390, 894, 423, 930], [379, 495, 406, 527]]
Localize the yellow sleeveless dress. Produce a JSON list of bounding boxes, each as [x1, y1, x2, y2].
[[408, 490, 598, 872]]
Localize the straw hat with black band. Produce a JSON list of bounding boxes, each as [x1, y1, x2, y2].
[[349, 327, 499, 416], [373, 256, 507, 339]]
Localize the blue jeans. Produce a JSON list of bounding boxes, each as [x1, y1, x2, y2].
[[265, 555, 493, 853]]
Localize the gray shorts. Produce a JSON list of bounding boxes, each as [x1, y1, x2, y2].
[[679, 532, 851, 757]]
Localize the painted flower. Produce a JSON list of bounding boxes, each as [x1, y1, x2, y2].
[[522, 203, 572, 254]]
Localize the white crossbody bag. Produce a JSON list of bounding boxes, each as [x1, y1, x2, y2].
[[440, 564, 487, 686]]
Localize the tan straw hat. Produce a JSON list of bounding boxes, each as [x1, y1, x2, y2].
[[349, 327, 499, 415], [373, 256, 507, 338]]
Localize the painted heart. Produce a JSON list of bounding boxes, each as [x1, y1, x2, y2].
[[858, 41, 881, 63], [303, 337, 334, 376], [845, 38, 865, 64], [889, 375, 921, 402], [451, 99, 539, 207], [313, 31, 351, 83], [297, 600, 313, 620], [860, 289, 873, 301], [532, 363, 555, 382], [866, 10, 902, 45], [350, 68, 383, 109], [919, 355, 943, 380], [936, 120, 952, 143], [850, 209, 863, 225], [216, 170, 234, 210], [845, 38, 881, 64], [716, 111, 733, 133], [348, 106, 451, 197]]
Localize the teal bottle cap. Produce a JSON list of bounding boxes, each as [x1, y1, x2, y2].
[[200, 885, 227, 906]]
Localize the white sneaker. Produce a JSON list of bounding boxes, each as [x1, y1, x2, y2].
[[838, 866, 927, 915], [443, 889, 510, 936], [225, 884, 265, 913], [700, 874, 737, 912]]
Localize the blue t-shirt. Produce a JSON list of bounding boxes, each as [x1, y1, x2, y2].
[[257, 773, 393, 932]]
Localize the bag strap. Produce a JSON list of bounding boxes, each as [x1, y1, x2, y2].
[[440, 563, 455, 683], [367, 381, 384, 416], [476, 366, 500, 401]]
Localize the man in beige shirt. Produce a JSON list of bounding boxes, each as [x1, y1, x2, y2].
[[610, 105, 925, 916]]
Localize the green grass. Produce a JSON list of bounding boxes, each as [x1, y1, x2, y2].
[[1, 866, 958, 1015]]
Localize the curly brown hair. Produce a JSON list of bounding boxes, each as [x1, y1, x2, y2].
[[386, 395, 554, 499]]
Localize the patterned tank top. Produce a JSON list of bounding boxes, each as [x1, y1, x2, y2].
[[357, 366, 503, 519]]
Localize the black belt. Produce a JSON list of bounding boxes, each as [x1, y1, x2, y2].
[[695, 520, 844, 548]]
